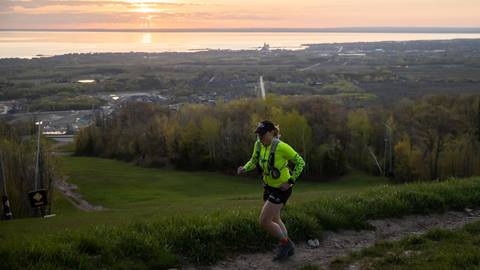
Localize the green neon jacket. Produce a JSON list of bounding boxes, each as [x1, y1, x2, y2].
[[243, 139, 305, 188]]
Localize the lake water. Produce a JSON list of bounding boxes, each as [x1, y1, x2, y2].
[[1, 31, 480, 59]]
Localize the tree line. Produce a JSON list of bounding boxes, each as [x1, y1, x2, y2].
[[75, 94, 480, 182]]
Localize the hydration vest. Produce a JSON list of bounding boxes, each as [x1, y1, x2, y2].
[[255, 138, 281, 179]]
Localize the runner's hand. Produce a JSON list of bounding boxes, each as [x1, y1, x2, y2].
[[280, 182, 292, 191], [237, 166, 246, 175]]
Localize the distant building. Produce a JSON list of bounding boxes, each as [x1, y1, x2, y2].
[[43, 130, 68, 135], [0, 105, 9, 115], [0, 100, 20, 114], [260, 43, 270, 53]]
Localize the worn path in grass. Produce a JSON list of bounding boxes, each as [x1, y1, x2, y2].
[[54, 176, 105, 212], [50, 140, 104, 211], [203, 207, 480, 270]]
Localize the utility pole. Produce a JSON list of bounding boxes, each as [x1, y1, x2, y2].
[[31, 120, 48, 217], [34, 121, 42, 190]]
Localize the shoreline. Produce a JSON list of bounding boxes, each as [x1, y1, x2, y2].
[[1, 36, 480, 60]]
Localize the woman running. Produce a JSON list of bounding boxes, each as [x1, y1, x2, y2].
[[237, 120, 305, 261]]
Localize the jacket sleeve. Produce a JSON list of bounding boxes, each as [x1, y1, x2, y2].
[[243, 141, 259, 172], [280, 142, 305, 182], [290, 154, 305, 182]]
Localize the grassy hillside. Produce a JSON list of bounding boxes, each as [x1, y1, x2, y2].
[[0, 156, 388, 243], [3, 155, 480, 269], [59, 156, 388, 211], [1, 159, 480, 269]]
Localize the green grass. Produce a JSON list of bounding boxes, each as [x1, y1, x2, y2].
[[0, 156, 388, 244], [2, 156, 480, 269], [55, 141, 76, 152], [58, 156, 387, 211], [320, 79, 364, 93], [331, 220, 480, 270]]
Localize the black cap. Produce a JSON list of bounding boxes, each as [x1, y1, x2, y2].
[[255, 120, 275, 136]]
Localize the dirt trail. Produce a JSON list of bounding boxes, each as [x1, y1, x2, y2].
[[198, 207, 480, 270], [54, 176, 106, 212], [49, 139, 74, 157], [50, 139, 104, 212]]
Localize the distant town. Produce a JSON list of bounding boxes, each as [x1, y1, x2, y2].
[[1, 39, 479, 138]]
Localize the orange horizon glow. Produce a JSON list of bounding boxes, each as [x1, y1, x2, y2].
[[0, 0, 479, 29]]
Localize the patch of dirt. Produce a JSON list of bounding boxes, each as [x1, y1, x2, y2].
[[196, 207, 480, 270], [54, 176, 106, 212], [50, 139, 104, 212]]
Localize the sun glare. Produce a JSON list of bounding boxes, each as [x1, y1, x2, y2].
[[133, 5, 156, 13], [127, 0, 175, 3], [141, 32, 152, 44]]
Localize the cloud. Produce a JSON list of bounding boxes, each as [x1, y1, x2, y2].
[[1, 0, 196, 9], [0, 9, 278, 29], [1, 0, 479, 28], [0, 0, 277, 28]]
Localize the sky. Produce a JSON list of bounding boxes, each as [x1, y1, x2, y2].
[[0, 0, 479, 29]]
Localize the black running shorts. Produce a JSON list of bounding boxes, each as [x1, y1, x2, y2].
[[263, 184, 292, 205]]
